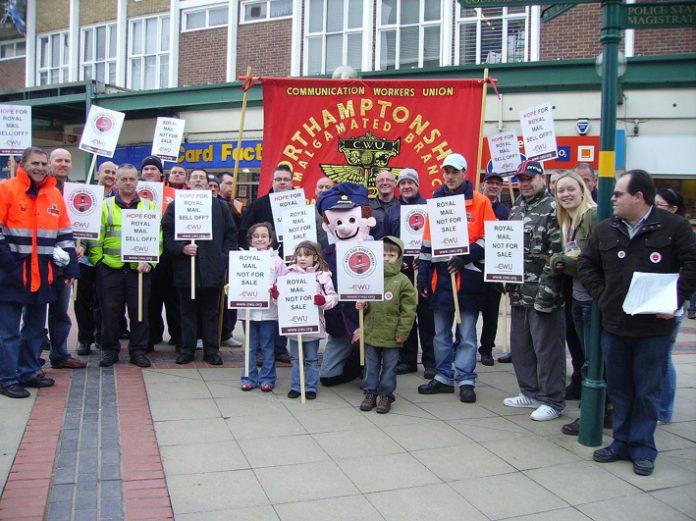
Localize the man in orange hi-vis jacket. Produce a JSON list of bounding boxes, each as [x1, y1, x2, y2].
[[0, 147, 79, 399], [416, 153, 495, 404]]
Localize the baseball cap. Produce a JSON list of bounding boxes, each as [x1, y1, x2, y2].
[[516, 160, 544, 177], [441, 153, 467, 172]]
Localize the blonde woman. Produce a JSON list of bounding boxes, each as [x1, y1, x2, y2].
[[550, 171, 598, 435]]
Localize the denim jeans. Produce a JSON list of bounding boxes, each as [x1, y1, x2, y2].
[[660, 313, 683, 423], [47, 277, 72, 364], [0, 301, 47, 387], [602, 330, 671, 462], [242, 320, 277, 386], [289, 338, 320, 393], [432, 310, 478, 387], [362, 345, 400, 399], [319, 334, 354, 379]]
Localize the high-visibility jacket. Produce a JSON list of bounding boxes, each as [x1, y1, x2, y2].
[[0, 166, 78, 304], [88, 194, 159, 269]]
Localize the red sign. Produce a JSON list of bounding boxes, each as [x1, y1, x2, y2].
[[260, 78, 485, 200]]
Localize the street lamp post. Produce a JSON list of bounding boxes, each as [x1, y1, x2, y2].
[[578, 0, 624, 447]]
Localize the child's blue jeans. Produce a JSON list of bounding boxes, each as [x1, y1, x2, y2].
[[241, 320, 277, 386], [362, 344, 400, 399], [289, 338, 320, 393]]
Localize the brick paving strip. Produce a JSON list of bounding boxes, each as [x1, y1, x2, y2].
[[0, 362, 175, 521]]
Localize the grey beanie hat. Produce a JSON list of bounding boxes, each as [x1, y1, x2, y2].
[[396, 168, 419, 187]]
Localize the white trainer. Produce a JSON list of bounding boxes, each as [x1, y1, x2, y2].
[[503, 393, 540, 408], [530, 404, 561, 421], [221, 337, 243, 347]]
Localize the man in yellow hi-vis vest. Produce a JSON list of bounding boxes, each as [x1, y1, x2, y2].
[[88, 164, 158, 368]]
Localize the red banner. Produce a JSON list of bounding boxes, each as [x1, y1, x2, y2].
[[260, 78, 484, 201]]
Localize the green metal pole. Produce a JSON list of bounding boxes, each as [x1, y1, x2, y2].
[[579, 0, 622, 447]]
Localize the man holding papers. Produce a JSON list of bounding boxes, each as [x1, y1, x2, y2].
[[579, 169, 696, 476]]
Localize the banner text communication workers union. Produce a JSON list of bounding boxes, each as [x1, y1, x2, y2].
[[260, 78, 484, 201]]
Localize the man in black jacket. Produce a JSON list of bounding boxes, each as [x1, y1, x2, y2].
[[579, 169, 696, 476], [162, 168, 238, 365]]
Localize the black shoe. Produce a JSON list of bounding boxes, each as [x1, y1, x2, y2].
[[480, 353, 494, 366], [633, 459, 654, 476], [203, 353, 223, 366], [287, 390, 301, 399], [459, 385, 476, 403], [306, 391, 317, 400], [0, 384, 31, 398], [593, 446, 626, 463], [565, 382, 582, 400], [129, 354, 152, 368], [99, 352, 119, 367], [418, 379, 454, 395], [561, 418, 581, 436], [396, 363, 417, 375], [176, 353, 195, 365], [423, 367, 436, 380], [76, 343, 92, 356], [276, 353, 292, 364], [497, 353, 512, 363], [22, 376, 55, 388]]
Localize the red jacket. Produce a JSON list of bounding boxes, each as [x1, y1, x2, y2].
[[0, 167, 78, 304]]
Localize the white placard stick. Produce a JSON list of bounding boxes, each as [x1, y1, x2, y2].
[[298, 334, 306, 404], [244, 309, 250, 377], [451, 272, 461, 324], [190, 240, 196, 300], [85, 154, 98, 185], [414, 268, 418, 305], [502, 292, 509, 353], [73, 238, 80, 302], [138, 271, 143, 322]]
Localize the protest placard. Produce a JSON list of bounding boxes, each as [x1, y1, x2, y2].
[[277, 272, 320, 334], [336, 241, 384, 300], [519, 102, 558, 162], [282, 205, 317, 262], [426, 195, 469, 257], [152, 117, 185, 162], [487, 131, 522, 176], [400, 204, 427, 255], [63, 182, 104, 239], [79, 105, 125, 157], [0, 104, 31, 155], [137, 181, 165, 215], [121, 209, 160, 262], [174, 190, 212, 240], [228, 250, 271, 309], [484, 220, 524, 283], [269, 190, 306, 241]]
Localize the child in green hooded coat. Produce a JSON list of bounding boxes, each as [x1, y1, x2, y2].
[[354, 236, 417, 413]]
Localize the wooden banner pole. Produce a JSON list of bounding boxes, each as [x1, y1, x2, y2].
[[85, 154, 98, 185], [413, 268, 418, 305], [217, 269, 227, 346], [232, 66, 253, 201], [298, 334, 306, 404], [475, 68, 490, 193], [502, 292, 510, 353], [9, 156, 16, 177]]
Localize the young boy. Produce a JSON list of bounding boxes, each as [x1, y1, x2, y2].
[[355, 237, 417, 413]]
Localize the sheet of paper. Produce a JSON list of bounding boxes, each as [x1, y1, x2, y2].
[[622, 272, 679, 315]]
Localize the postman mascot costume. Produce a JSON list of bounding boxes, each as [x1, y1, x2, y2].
[[317, 183, 376, 386]]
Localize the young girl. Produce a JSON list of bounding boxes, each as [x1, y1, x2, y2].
[[284, 241, 337, 400], [241, 222, 287, 392]]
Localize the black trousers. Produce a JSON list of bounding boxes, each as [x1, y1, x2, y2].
[[148, 253, 181, 347], [563, 275, 585, 381], [179, 287, 220, 356], [97, 264, 150, 356], [75, 263, 99, 345], [478, 284, 503, 356], [221, 307, 237, 340], [399, 295, 435, 369]]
